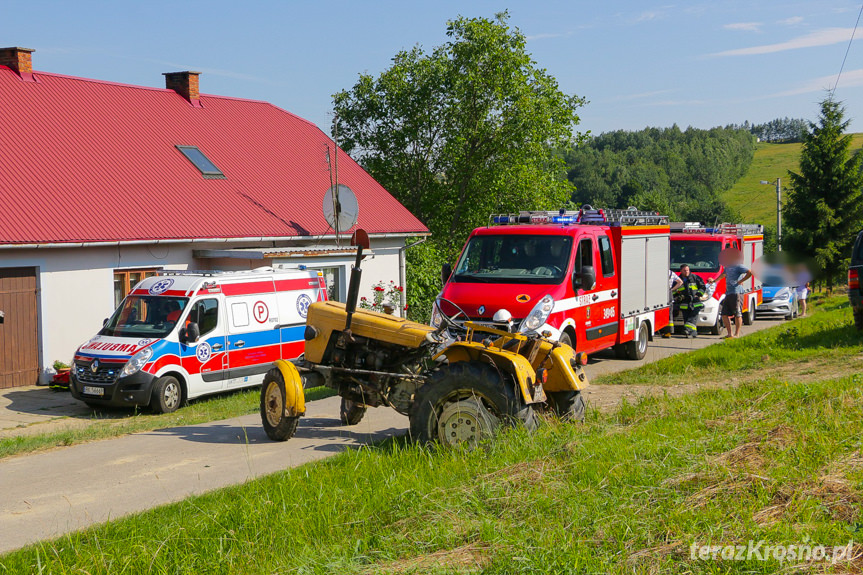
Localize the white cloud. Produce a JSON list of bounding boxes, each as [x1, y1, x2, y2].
[[613, 89, 674, 101], [526, 32, 566, 41], [778, 16, 804, 26], [710, 27, 857, 56], [723, 22, 762, 32], [768, 68, 863, 97]]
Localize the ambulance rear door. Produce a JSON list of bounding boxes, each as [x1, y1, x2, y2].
[[223, 277, 280, 389], [273, 272, 324, 359]]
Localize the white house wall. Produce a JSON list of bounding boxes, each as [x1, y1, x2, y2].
[[0, 236, 408, 383]]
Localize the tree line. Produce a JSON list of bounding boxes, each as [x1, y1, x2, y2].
[[730, 117, 808, 143], [561, 126, 756, 222]]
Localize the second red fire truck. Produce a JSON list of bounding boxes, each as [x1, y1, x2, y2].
[[434, 207, 672, 360], [669, 222, 764, 334]]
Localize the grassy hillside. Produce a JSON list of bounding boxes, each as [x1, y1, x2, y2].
[[723, 133, 863, 227]]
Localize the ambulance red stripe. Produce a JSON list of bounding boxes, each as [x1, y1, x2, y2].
[[220, 280, 276, 296], [274, 278, 321, 291]]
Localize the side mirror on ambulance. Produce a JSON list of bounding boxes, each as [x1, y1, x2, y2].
[[441, 263, 452, 285], [183, 322, 201, 344]]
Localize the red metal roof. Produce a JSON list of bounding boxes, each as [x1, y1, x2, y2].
[[0, 66, 427, 245]]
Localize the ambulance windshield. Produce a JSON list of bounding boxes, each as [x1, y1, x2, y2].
[[101, 296, 190, 338], [670, 240, 722, 273], [453, 235, 573, 284]]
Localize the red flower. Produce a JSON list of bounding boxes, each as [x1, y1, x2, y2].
[[403, 305, 409, 310], [374, 286, 385, 292], [396, 286, 404, 292], [361, 297, 367, 301]]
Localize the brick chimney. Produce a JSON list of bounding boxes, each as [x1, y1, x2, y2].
[[0, 47, 35, 81], [163, 71, 202, 107]]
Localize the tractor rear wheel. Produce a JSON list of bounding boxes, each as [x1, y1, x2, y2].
[[410, 362, 537, 448], [340, 397, 367, 426], [260, 369, 300, 442], [546, 390, 585, 422]]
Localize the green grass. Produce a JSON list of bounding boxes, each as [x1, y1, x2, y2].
[[597, 294, 860, 386], [2, 298, 861, 573], [0, 386, 336, 460], [723, 134, 863, 227]]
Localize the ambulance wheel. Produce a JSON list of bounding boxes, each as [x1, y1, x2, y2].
[[546, 390, 585, 422], [410, 362, 537, 448], [625, 322, 649, 360], [260, 371, 300, 442], [150, 376, 184, 414], [340, 397, 367, 426]]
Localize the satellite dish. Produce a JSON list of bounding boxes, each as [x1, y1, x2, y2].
[[322, 184, 359, 234]]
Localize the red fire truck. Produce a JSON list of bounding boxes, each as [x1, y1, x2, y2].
[[434, 207, 671, 360], [669, 222, 764, 334]]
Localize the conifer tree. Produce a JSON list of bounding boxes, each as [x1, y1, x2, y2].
[[786, 98, 863, 289]]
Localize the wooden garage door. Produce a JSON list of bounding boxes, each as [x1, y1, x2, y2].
[[0, 267, 39, 389]]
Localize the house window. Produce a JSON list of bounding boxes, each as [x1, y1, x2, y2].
[[114, 269, 161, 308], [316, 267, 342, 302], [176, 145, 225, 179]]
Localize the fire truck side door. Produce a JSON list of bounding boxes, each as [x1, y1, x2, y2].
[[590, 233, 620, 350]]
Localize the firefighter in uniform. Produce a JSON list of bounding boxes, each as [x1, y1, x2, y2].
[[675, 264, 707, 338]]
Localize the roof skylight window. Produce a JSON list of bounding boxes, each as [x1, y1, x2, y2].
[[176, 145, 225, 179]]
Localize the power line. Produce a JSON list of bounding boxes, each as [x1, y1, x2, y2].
[[831, 1, 863, 97]]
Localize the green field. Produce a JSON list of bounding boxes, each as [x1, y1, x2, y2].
[[723, 134, 863, 227], [2, 295, 860, 574]]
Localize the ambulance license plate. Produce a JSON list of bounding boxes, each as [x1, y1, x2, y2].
[[83, 386, 104, 396]]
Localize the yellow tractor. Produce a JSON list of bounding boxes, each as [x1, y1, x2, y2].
[[260, 230, 589, 447]]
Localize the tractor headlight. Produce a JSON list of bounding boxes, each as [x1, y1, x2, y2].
[[430, 301, 443, 328], [519, 295, 555, 333], [122, 347, 153, 377]]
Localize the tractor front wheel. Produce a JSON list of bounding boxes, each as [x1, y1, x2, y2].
[[340, 397, 367, 426], [260, 369, 300, 442], [410, 362, 537, 448]]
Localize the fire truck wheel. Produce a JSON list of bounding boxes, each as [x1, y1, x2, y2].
[[546, 390, 585, 422], [625, 322, 649, 360], [742, 304, 754, 326], [340, 397, 367, 426], [709, 314, 722, 336], [260, 370, 300, 441], [150, 376, 184, 414], [559, 331, 574, 349], [410, 362, 537, 447]]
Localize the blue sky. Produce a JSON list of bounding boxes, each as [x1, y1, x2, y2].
[[6, 1, 863, 137]]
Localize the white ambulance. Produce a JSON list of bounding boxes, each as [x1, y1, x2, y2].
[[69, 268, 326, 413]]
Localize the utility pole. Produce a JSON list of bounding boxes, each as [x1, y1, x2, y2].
[[775, 177, 781, 252], [760, 178, 782, 251]]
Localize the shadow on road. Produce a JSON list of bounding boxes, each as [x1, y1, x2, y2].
[[141, 419, 408, 450]]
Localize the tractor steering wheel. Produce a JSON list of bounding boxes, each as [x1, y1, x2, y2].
[[434, 297, 470, 331]]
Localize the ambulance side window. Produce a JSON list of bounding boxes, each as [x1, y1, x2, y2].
[[188, 299, 219, 337], [231, 302, 250, 328], [598, 235, 614, 277]]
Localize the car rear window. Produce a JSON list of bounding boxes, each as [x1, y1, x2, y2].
[[854, 232, 863, 263]]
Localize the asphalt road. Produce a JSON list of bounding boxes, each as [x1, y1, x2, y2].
[[0, 318, 779, 554]]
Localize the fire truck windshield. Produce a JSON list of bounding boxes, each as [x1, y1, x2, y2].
[[670, 240, 722, 273], [452, 235, 573, 284], [101, 296, 190, 338]]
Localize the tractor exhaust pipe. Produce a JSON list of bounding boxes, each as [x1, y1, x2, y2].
[[344, 229, 370, 333]]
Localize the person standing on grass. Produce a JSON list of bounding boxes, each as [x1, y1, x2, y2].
[[677, 264, 707, 338], [708, 247, 753, 339], [663, 269, 684, 338]]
